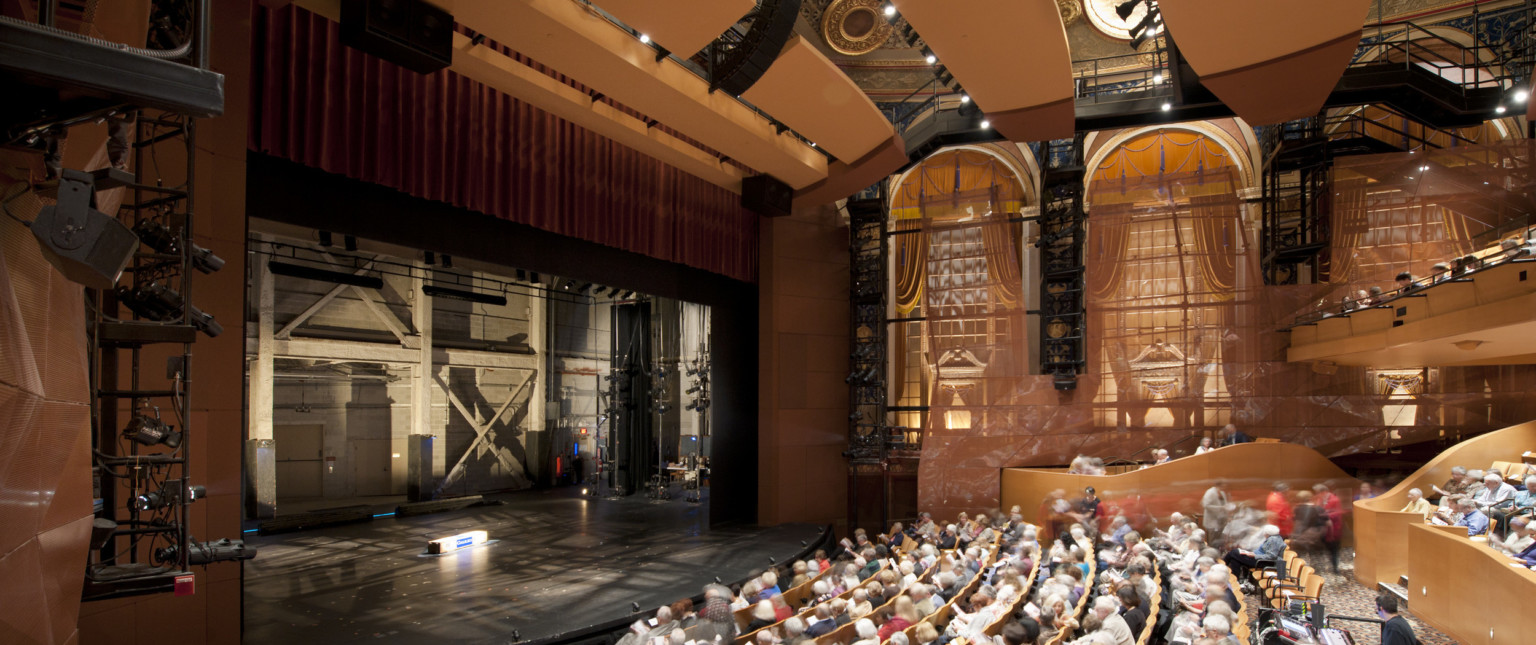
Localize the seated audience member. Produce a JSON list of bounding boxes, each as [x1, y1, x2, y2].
[[788, 560, 811, 588], [1065, 595, 1135, 645], [745, 600, 776, 632], [770, 593, 793, 621], [1443, 498, 1490, 537], [1432, 466, 1470, 506], [758, 571, 782, 601], [1474, 472, 1517, 512], [1395, 272, 1416, 292], [1366, 285, 1384, 304], [1399, 487, 1434, 520], [1431, 261, 1453, 283], [910, 582, 938, 616], [850, 618, 880, 645], [694, 586, 735, 640], [877, 596, 921, 639], [1116, 585, 1147, 639], [804, 605, 835, 637], [1200, 614, 1241, 645], [1218, 424, 1251, 446], [1511, 533, 1536, 567], [913, 621, 940, 645], [849, 588, 873, 620], [1005, 619, 1041, 645], [1195, 436, 1215, 455], [1224, 524, 1285, 577], [1493, 516, 1533, 557], [830, 597, 852, 626], [671, 599, 696, 629], [782, 616, 809, 645]]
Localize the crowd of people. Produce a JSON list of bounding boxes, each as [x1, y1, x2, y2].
[[1402, 464, 1536, 567], [1310, 229, 1536, 322]]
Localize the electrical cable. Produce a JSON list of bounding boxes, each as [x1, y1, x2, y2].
[[1, 183, 34, 227]]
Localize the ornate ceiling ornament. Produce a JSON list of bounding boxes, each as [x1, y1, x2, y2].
[[821, 0, 895, 56], [1057, 0, 1084, 27]]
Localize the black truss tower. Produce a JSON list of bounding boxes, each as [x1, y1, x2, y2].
[[1038, 135, 1088, 390]]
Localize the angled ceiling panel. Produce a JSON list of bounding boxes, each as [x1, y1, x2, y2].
[[892, 0, 1075, 142], [796, 133, 909, 207], [740, 35, 896, 163], [1159, 0, 1373, 125], [439, 0, 828, 188], [593, 0, 755, 58]]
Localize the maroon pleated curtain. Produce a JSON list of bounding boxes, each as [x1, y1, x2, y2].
[[249, 5, 759, 283]]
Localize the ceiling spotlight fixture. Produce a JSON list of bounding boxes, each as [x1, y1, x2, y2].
[[1161, 102, 1171, 111], [980, 120, 991, 129], [960, 94, 970, 104], [1152, 73, 1163, 83], [1517, 90, 1530, 103], [810, 142, 817, 148], [1496, 105, 1507, 114], [1419, 165, 1430, 172], [925, 54, 937, 65], [638, 33, 650, 44], [883, 4, 896, 17]]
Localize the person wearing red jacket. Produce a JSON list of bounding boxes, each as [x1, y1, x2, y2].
[[1266, 482, 1294, 537], [1313, 482, 1345, 572]]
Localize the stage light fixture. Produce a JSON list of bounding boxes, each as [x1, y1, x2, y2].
[[516, 269, 527, 282], [925, 52, 936, 64], [423, 251, 436, 265], [530, 272, 541, 283], [1517, 90, 1530, 103], [344, 235, 358, 251], [638, 33, 650, 44], [156, 537, 257, 566], [132, 490, 167, 511], [1496, 105, 1508, 114], [631, 602, 641, 613], [441, 254, 453, 268], [960, 94, 970, 104], [423, 284, 507, 306], [318, 230, 333, 247], [123, 408, 181, 448], [883, 4, 895, 17], [1161, 102, 1171, 111], [1152, 73, 1163, 83], [980, 120, 991, 129], [268, 261, 384, 289], [1116, 0, 1142, 21], [578, 283, 593, 294], [116, 281, 223, 337], [132, 219, 225, 274]]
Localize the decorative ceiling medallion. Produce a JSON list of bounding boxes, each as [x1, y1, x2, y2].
[[1084, 0, 1146, 40], [1057, 0, 1084, 27], [821, 0, 895, 56]]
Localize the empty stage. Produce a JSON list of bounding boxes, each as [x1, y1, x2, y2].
[[243, 488, 822, 644]]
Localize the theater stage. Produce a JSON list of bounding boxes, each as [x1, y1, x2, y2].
[[243, 488, 824, 644]]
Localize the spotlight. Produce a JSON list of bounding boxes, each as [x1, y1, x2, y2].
[[638, 33, 650, 44], [318, 230, 333, 247], [578, 283, 593, 294], [631, 602, 641, 613], [530, 272, 541, 283], [123, 408, 181, 448], [441, 254, 453, 269], [883, 4, 895, 17], [810, 142, 817, 148], [1419, 165, 1430, 172], [1496, 105, 1507, 114], [980, 120, 991, 129], [768, 556, 776, 564], [1517, 90, 1529, 103], [155, 537, 257, 566], [960, 94, 970, 104], [1116, 0, 1142, 21], [1152, 73, 1163, 83], [132, 490, 168, 511], [516, 269, 527, 282], [132, 219, 224, 274], [925, 54, 936, 65], [1161, 102, 1171, 111]]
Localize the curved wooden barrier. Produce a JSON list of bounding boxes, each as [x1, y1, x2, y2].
[[1405, 522, 1536, 645], [1353, 420, 1536, 588], [1000, 442, 1364, 527]]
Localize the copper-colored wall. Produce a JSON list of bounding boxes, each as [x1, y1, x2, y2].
[[1000, 442, 1364, 526], [1353, 419, 1536, 588], [0, 189, 95, 645], [74, 1, 251, 642], [757, 205, 850, 527], [1405, 522, 1536, 645]]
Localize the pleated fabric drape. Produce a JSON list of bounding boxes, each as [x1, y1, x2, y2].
[[249, 5, 759, 283]]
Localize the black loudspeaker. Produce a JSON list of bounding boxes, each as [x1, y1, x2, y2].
[[31, 169, 138, 289], [741, 174, 793, 217], [340, 0, 453, 74]]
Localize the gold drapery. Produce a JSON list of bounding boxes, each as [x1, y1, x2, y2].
[[1087, 203, 1133, 300], [1189, 190, 1239, 297], [893, 217, 927, 314]]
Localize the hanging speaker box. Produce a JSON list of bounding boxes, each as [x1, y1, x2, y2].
[[742, 174, 793, 217], [340, 0, 453, 74]]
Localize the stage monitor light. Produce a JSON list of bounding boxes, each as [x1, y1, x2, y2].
[[427, 530, 488, 554], [268, 261, 385, 289], [423, 284, 507, 306]]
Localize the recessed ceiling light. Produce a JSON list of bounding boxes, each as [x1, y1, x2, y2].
[[925, 54, 937, 65], [810, 142, 817, 148], [639, 34, 650, 44], [960, 94, 970, 104]]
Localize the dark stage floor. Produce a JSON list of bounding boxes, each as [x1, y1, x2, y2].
[[243, 488, 822, 644]]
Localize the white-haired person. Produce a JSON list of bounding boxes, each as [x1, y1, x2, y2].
[[1062, 595, 1134, 645], [757, 570, 781, 601], [803, 604, 836, 638], [849, 618, 880, 645], [1399, 487, 1434, 520], [781, 616, 809, 645], [849, 588, 872, 620], [1200, 613, 1241, 645], [787, 560, 811, 588], [1494, 515, 1534, 557], [744, 600, 776, 632]]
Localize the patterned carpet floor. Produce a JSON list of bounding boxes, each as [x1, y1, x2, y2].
[[1241, 547, 1457, 645]]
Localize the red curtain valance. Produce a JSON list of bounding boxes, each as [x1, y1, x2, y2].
[[249, 5, 758, 283]]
